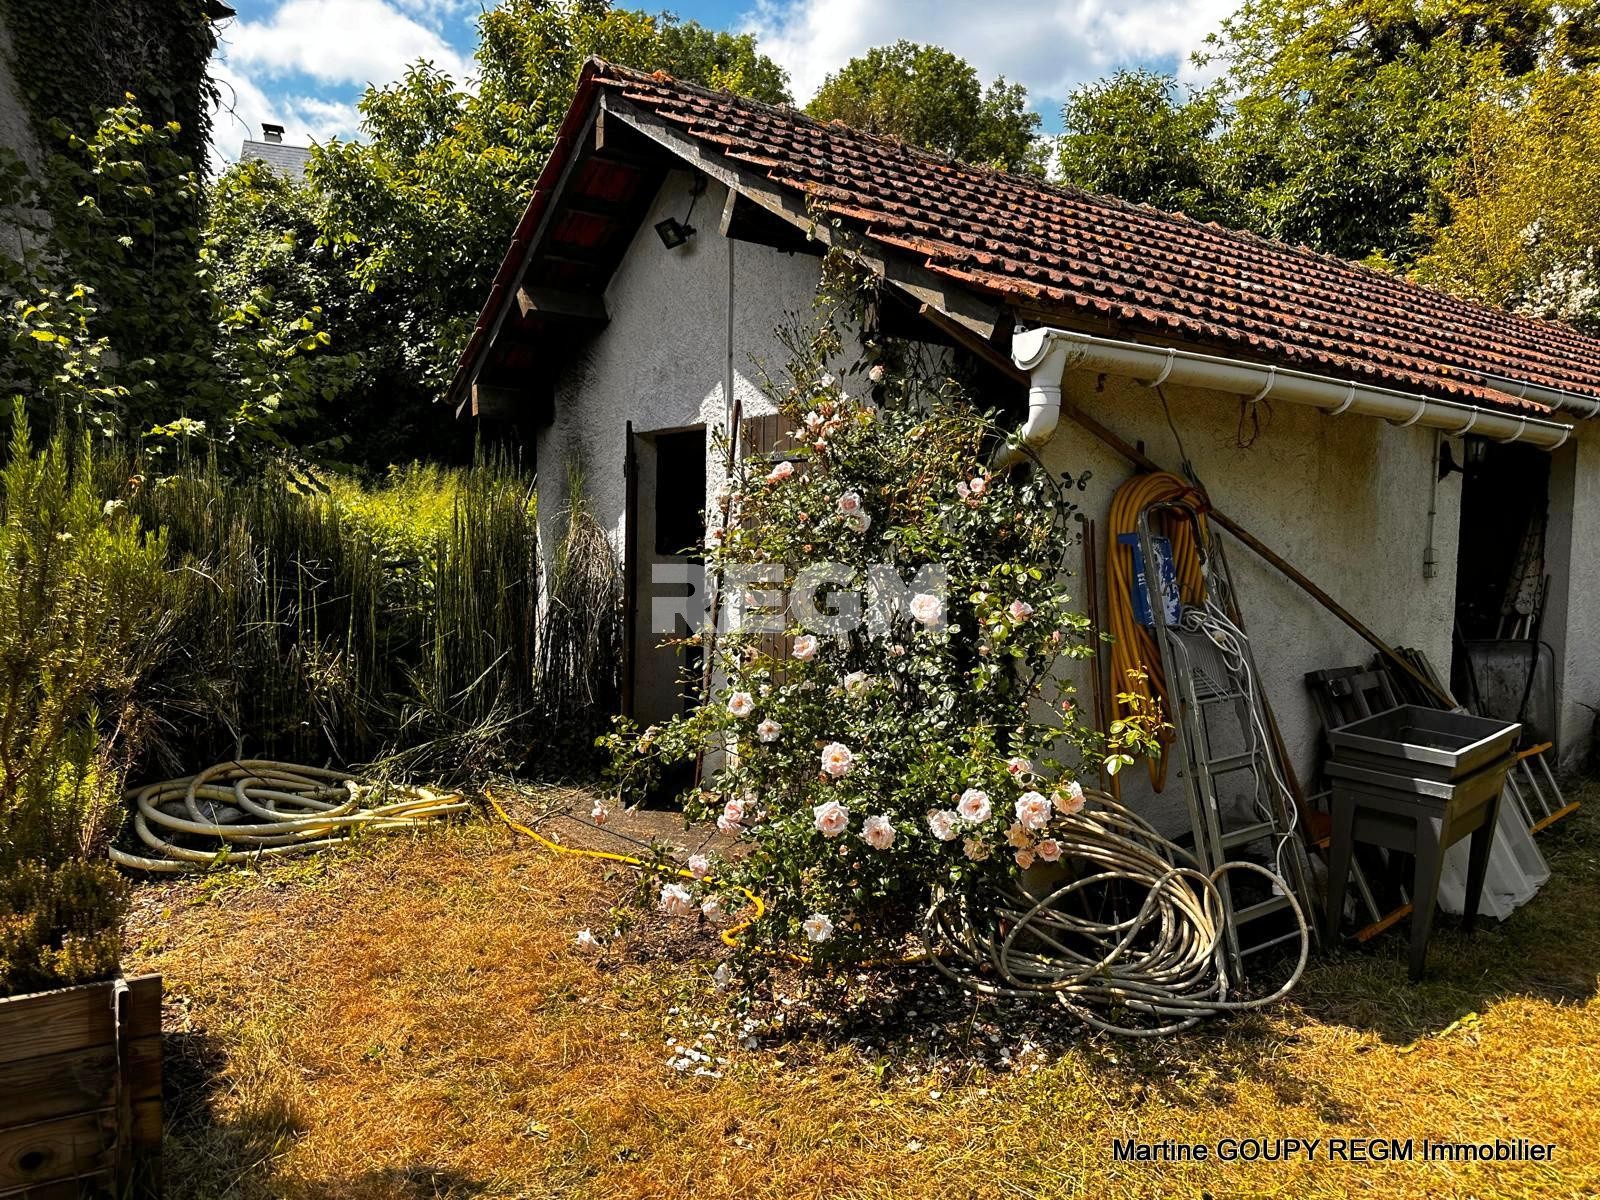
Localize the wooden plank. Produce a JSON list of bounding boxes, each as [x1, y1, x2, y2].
[[0, 983, 114, 1067], [0, 1173, 115, 1200], [128, 1099, 161, 1150], [1353, 902, 1413, 944], [471, 383, 523, 420], [0, 1047, 116, 1130], [1529, 801, 1581, 834], [0, 1111, 115, 1193], [120, 976, 161, 1042], [123, 1036, 161, 1104]]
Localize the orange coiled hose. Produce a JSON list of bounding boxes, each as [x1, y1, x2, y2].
[[1106, 472, 1208, 792]]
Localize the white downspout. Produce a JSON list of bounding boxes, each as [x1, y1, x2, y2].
[[993, 326, 1076, 469]]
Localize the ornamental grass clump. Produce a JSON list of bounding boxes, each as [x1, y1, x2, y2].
[[606, 265, 1161, 964]]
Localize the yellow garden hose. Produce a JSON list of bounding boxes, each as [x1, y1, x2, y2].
[[1107, 472, 1208, 792], [485, 788, 768, 953]]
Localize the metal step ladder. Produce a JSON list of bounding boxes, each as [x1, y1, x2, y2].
[[1135, 499, 1321, 983]]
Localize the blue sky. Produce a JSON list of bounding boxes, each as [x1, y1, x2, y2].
[[210, 0, 1232, 161]]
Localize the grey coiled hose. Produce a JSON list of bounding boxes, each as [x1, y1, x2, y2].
[[925, 790, 1309, 1036]]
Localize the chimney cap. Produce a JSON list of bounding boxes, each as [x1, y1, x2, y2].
[[261, 123, 285, 143]]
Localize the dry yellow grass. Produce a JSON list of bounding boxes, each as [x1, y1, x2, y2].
[[126, 789, 1600, 1200]]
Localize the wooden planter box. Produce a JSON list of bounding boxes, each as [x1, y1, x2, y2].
[[0, 975, 162, 1199]]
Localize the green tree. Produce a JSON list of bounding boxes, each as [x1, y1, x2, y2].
[[1414, 66, 1600, 328], [2, 101, 336, 460], [1057, 69, 1235, 221], [655, 15, 791, 104], [216, 1, 792, 469], [808, 41, 1044, 173], [1201, 0, 1575, 264]]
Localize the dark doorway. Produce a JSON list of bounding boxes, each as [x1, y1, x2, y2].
[[1451, 437, 1556, 744], [1453, 439, 1551, 640], [622, 425, 706, 806]]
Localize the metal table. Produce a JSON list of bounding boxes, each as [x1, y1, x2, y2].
[[1325, 754, 1514, 981]]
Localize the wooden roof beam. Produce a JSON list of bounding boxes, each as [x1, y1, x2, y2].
[[516, 286, 608, 324]]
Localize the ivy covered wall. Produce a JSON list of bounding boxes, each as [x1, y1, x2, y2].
[[0, 0, 223, 169]]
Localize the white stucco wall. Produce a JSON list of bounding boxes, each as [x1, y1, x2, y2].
[[537, 170, 824, 725], [1542, 431, 1600, 770], [0, 12, 45, 262], [1040, 373, 1462, 826], [536, 173, 1488, 809]]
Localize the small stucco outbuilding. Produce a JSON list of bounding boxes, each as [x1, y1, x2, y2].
[[447, 60, 1600, 815]]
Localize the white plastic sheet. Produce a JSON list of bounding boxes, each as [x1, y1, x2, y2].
[[1437, 793, 1549, 920]]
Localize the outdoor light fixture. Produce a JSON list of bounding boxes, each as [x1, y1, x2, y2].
[[655, 176, 705, 250], [654, 216, 694, 249]]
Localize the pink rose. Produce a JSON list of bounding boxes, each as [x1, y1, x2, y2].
[[660, 883, 697, 918], [909, 592, 944, 627], [813, 799, 849, 837], [820, 741, 855, 778], [1036, 838, 1062, 863], [1053, 781, 1086, 816], [862, 814, 896, 850], [1015, 791, 1051, 831], [766, 460, 795, 484], [1009, 600, 1034, 624], [957, 789, 992, 823], [927, 810, 959, 841]]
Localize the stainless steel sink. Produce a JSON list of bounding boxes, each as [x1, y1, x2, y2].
[[1328, 704, 1521, 783]]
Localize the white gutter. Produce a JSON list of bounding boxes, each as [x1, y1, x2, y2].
[[1474, 368, 1600, 420], [1007, 326, 1575, 454]]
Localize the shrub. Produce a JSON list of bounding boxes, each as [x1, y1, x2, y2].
[[604, 263, 1161, 962], [0, 408, 176, 995]]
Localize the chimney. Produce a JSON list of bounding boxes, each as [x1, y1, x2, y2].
[[261, 123, 285, 144]]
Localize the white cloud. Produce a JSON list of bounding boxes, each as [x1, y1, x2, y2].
[[209, 0, 475, 164], [745, 0, 1236, 110], [223, 0, 472, 86], [210, 57, 362, 167]]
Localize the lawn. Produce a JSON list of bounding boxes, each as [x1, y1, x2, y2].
[[126, 784, 1600, 1200]]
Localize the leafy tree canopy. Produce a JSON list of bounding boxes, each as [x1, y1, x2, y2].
[[1414, 65, 1600, 329], [1057, 69, 1234, 224], [1200, 0, 1591, 264], [807, 41, 1044, 174], [208, 0, 793, 470]]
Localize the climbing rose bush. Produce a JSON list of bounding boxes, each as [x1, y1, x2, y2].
[[604, 270, 1160, 963]]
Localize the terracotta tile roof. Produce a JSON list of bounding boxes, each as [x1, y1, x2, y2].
[[452, 60, 1600, 419], [612, 62, 1600, 413]]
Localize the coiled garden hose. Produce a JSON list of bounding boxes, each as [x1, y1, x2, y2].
[[110, 760, 470, 873], [926, 790, 1309, 1037]]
